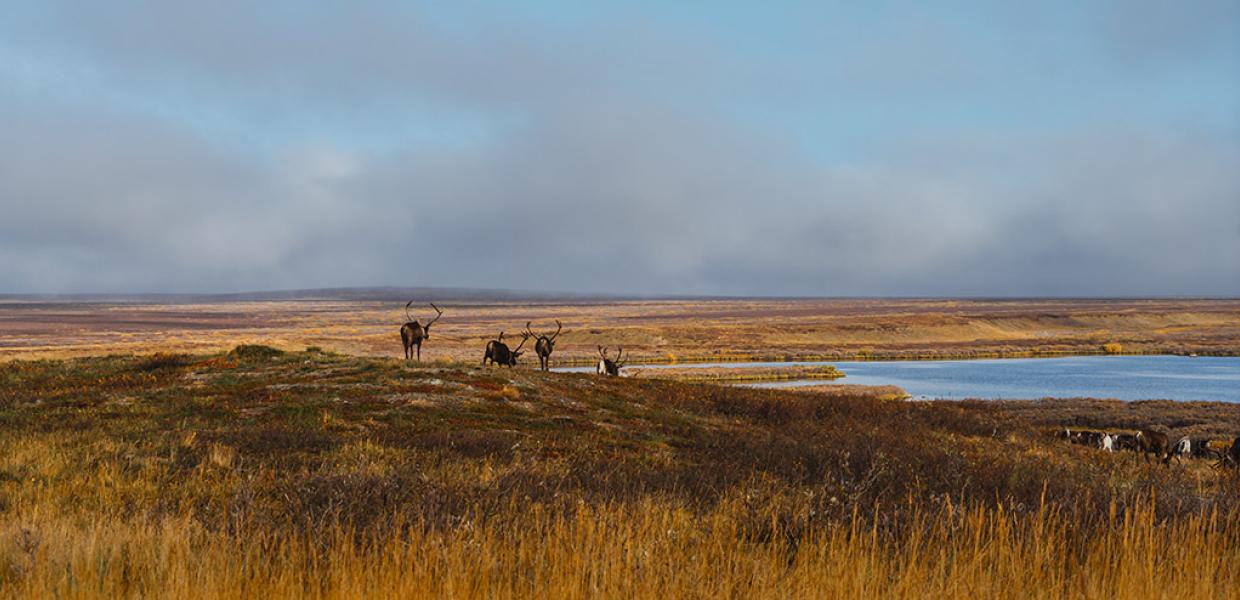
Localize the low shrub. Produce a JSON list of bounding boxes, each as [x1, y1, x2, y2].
[[228, 344, 285, 361]]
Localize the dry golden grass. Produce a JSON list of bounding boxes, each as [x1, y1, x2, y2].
[[3, 297, 1239, 363], [785, 383, 911, 401], [1, 349, 1238, 598], [3, 498, 1237, 598]]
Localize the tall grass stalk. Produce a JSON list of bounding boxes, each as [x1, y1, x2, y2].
[[2, 497, 1235, 598]]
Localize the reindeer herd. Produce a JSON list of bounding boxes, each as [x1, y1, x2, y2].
[[399, 302, 624, 376], [1058, 427, 1240, 470], [399, 303, 1240, 465], [401, 304, 1235, 463]]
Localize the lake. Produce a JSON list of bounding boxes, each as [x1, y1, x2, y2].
[[558, 355, 1240, 402]]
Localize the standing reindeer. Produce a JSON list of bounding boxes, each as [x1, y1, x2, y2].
[[1135, 429, 1172, 466], [400, 301, 443, 362], [525, 320, 563, 371], [597, 346, 625, 376], [483, 331, 530, 367]]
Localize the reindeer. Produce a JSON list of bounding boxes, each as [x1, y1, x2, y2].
[[1214, 437, 1240, 470], [1135, 429, 1172, 466], [1192, 437, 1221, 460], [1113, 432, 1139, 452], [525, 320, 563, 371], [483, 331, 529, 368], [400, 302, 443, 361], [482, 332, 506, 366], [1170, 437, 1193, 463], [597, 346, 625, 376]]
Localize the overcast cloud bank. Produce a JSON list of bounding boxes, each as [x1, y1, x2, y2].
[[1, 1, 1237, 295]]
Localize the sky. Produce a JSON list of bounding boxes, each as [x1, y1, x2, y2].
[[1, 1, 1238, 296]]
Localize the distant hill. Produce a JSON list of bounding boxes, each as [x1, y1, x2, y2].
[[0, 286, 643, 304]]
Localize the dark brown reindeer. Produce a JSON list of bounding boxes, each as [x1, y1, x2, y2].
[[1214, 436, 1240, 470], [525, 320, 563, 371], [1135, 429, 1172, 466], [483, 331, 530, 368], [597, 346, 625, 376], [400, 301, 443, 362]]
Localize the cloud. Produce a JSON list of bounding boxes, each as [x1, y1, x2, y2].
[[0, 2, 1237, 295], [1093, 0, 1240, 65]]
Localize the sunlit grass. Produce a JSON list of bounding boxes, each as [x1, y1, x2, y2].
[[2, 498, 1236, 598], [1, 348, 1237, 597], [3, 298, 1238, 363]]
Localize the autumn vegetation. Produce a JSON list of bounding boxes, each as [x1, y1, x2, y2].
[[625, 364, 844, 384], [3, 297, 1239, 363], [1, 347, 1237, 597]]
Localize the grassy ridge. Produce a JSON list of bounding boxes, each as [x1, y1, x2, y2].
[[1, 349, 1237, 597], [626, 364, 844, 383]]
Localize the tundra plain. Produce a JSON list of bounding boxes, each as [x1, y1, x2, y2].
[[3, 297, 1238, 364], [1, 348, 1239, 597], [2, 296, 1240, 597]]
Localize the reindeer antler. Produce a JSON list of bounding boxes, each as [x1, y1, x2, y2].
[[525, 321, 537, 339], [598, 345, 607, 359], [513, 331, 531, 352], [615, 348, 624, 366], [426, 303, 444, 327], [549, 319, 563, 342], [405, 299, 415, 322]]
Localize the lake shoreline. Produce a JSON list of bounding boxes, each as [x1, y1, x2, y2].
[[559, 355, 1240, 404], [554, 349, 1233, 368]]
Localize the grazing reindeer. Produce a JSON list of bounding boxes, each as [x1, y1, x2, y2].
[[482, 332, 506, 366], [400, 302, 443, 362], [525, 320, 563, 371], [1170, 437, 1193, 463], [1191, 437, 1220, 460], [1215, 437, 1240, 470], [1113, 432, 1139, 452], [483, 331, 529, 368], [597, 346, 625, 376], [1135, 429, 1172, 466]]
